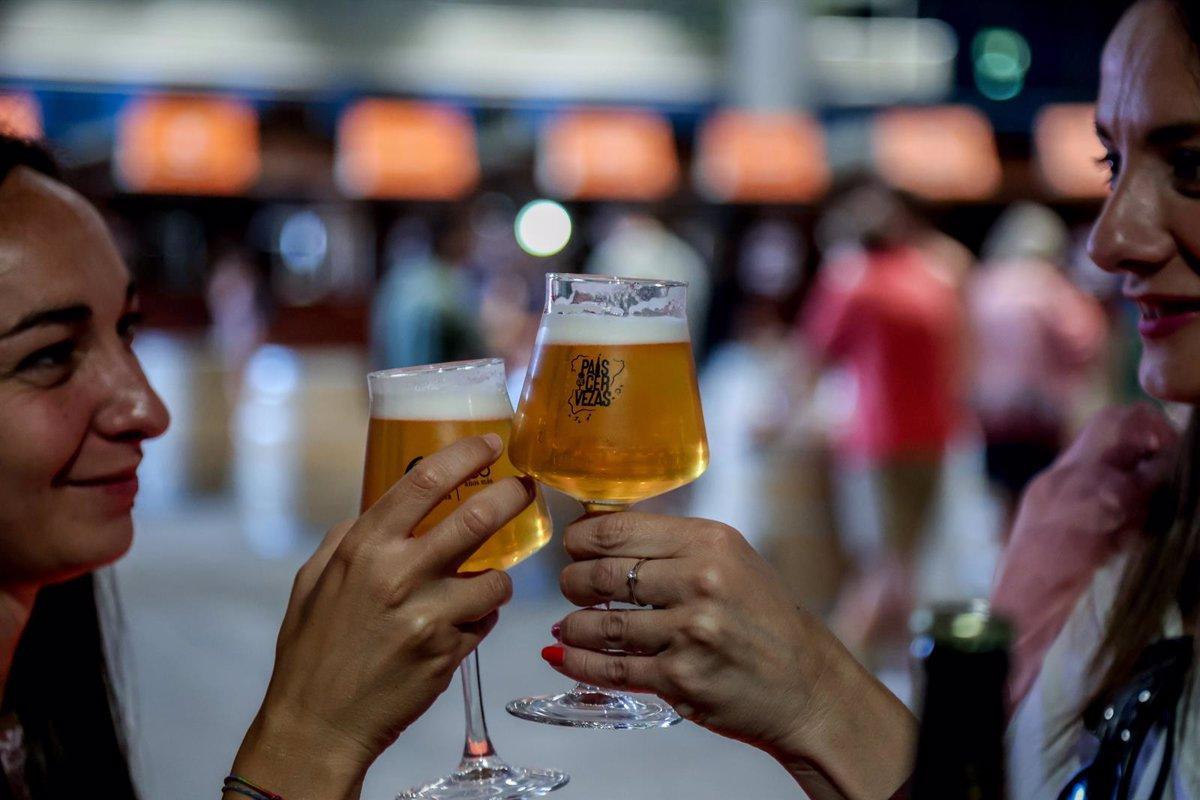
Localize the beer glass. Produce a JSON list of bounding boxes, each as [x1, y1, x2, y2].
[[506, 274, 709, 729], [362, 359, 567, 799]]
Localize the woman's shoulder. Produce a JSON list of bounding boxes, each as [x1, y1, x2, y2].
[[1006, 551, 1133, 796]]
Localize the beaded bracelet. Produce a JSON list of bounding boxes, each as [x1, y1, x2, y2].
[[223, 774, 286, 800]]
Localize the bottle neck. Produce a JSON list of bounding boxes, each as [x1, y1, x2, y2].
[[911, 647, 1008, 800]]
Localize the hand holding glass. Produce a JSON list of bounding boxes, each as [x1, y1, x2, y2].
[[507, 274, 709, 729], [361, 359, 567, 799]]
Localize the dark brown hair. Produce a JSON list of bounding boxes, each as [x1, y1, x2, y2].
[[1088, 0, 1200, 714], [0, 134, 139, 799]]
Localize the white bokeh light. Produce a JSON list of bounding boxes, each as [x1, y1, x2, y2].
[[515, 199, 571, 257]]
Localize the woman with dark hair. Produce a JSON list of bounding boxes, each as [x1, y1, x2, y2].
[[539, 1, 1200, 797], [0, 138, 532, 799]]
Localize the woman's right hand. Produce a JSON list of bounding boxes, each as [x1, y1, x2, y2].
[[991, 404, 1178, 710], [229, 434, 534, 800], [550, 513, 916, 800]]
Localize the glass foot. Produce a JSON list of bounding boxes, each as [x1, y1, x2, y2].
[[397, 756, 568, 800], [506, 687, 681, 730]]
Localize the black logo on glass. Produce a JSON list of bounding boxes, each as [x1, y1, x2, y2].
[[567, 354, 625, 422]]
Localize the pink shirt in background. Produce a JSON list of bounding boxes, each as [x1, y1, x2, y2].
[[967, 258, 1107, 438], [801, 246, 966, 463]]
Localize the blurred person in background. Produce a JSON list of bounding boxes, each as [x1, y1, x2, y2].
[[968, 202, 1108, 528], [586, 206, 711, 349], [691, 215, 845, 612], [542, 3, 1200, 797], [204, 241, 267, 399], [799, 180, 968, 659], [0, 135, 531, 800], [370, 207, 485, 370]]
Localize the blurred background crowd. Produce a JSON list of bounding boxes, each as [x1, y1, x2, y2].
[[0, 0, 1145, 797]]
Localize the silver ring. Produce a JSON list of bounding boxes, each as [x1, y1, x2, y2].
[[626, 558, 651, 607]]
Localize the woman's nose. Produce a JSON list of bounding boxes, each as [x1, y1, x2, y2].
[[1087, 167, 1174, 277], [91, 348, 171, 443]]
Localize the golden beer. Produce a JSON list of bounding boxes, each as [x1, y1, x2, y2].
[[362, 361, 551, 573], [510, 315, 709, 506]]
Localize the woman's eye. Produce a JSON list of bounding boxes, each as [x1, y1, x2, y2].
[[14, 340, 78, 384], [1096, 151, 1120, 186], [1171, 148, 1200, 188], [117, 312, 143, 345]]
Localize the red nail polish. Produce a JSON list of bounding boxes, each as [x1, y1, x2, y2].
[[550, 622, 561, 640], [541, 645, 564, 667]]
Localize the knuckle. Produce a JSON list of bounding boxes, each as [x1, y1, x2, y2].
[[683, 610, 723, 647], [693, 563, 727, 598], [590, 559, 621, 600], [428, 648, 459, 676], [707, 522, 742, 552], [601, 611, 627, 648], [290, 562, 314, 595], [594, 513, 632, 552], [329, 540, 362, 575], [404, 613, 441, 649], [409, 460, 449, 493], [603, 656, 630, 689], [663, 657, 702, 697], [461, 503, 494, 538]]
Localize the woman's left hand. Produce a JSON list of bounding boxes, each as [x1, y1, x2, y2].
[[548, 512, 915, 800]]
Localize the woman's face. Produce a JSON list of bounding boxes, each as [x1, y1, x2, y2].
[[1090, 0, 1200, 401], [0, 167, 168, 586]]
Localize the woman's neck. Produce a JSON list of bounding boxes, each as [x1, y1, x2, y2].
[[0, 584, 38, 701]]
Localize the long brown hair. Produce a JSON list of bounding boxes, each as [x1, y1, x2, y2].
[[0, 135, 138, 798], [1090, 413, 1200, 711]]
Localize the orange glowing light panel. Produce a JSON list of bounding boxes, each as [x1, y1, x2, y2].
[[0, 93, 42, 140], [872, 106, 1002, 201], [336, 100, 479, 200], [539, 108, 680, 201], [1035, 103, 1108, 199], [695, 111, 830, 203], [115, 96, 260, 195]]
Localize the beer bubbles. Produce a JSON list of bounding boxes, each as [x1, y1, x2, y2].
[[515, 199, 572, 257]]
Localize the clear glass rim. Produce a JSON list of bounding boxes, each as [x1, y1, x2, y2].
[[367, 358, 505, 381], [548, 272, 687, 289]]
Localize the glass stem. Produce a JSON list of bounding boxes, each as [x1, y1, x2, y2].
[[575, 502, 628, 701], [458, 649, 500, 766]]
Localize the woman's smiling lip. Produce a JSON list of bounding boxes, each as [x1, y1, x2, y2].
[[1127, 292, 1200, 340], [62, 467, 140, 504]]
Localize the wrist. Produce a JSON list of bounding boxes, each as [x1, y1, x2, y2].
[[232, 703, 370, 800], [772, 639, 916, 800]]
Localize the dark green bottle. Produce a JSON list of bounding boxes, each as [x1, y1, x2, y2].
[[910, 601, 1012, 800]]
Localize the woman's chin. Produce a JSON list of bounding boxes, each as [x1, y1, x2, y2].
[[1139, 360, 1200, 404], [47, 516, 135, 581]]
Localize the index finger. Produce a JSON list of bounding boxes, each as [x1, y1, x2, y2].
[[564, 512, 705, 560], [351, 434, 503, 550]]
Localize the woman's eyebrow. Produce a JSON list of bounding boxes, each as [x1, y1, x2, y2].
[[1145, 122, 1200, 146], [0, 304, 91, 340]]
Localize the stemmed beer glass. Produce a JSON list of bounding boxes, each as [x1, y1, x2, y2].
[[360, 359, 568, 799], [506, 274, 709, 729]]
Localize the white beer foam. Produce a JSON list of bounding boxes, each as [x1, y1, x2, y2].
[[369, 362, 513, 420], [538, 313, 689, 345]]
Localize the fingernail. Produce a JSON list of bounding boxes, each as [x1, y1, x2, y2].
[[482, 433, 503, 455], [1147, 432, 1161, 452], [541, 645, 564, 667], [550, 622, 561, 640]]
